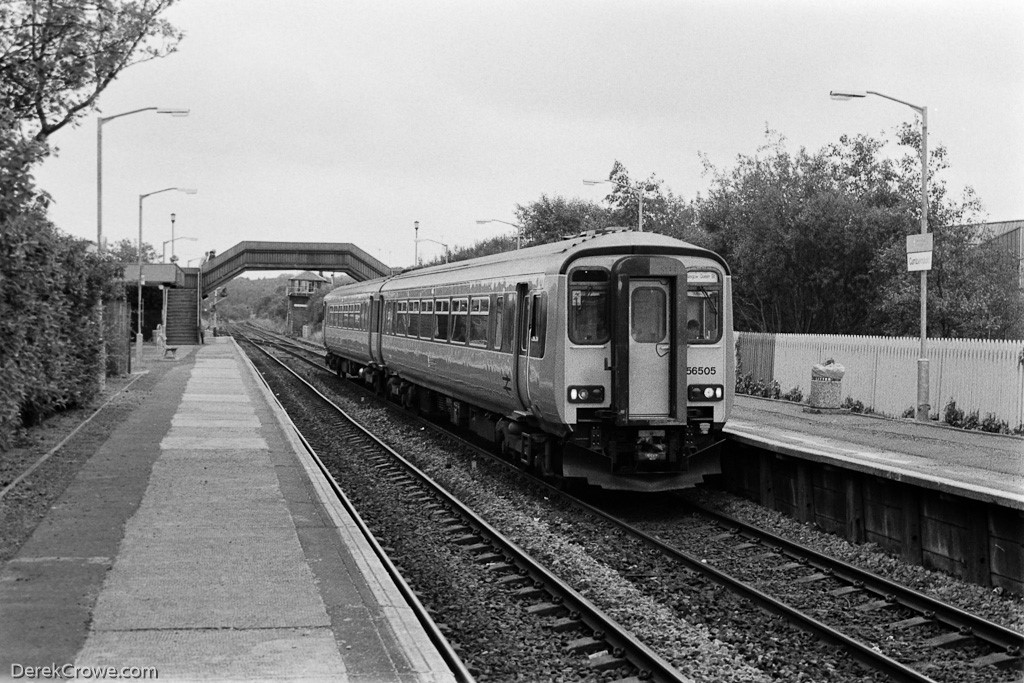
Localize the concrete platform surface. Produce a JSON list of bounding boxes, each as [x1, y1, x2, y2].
[[728, 395, 1024, 509], [1, 339, 456, 682]]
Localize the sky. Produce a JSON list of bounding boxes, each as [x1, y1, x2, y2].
[[33, 0, 1024, 273]]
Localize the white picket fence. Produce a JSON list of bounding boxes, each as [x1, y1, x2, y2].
[[736, 332, 1024, 427]]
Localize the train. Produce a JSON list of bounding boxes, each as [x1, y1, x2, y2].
[[322, 228, 733, 491]]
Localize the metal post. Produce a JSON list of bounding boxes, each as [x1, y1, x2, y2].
[[829, 89, 930, 421], [136, 195, 144, 367], [414, 221, 419, 266], [917, 106, 930, 421], [96, 118, 106, 390], [170, 212, 177, 262], [638, 191, 644, 232]]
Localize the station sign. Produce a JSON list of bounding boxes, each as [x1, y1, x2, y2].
[[906, 233, 933, 272]]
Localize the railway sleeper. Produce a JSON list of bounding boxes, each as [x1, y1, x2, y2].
[[513, 585, 547, 600], [549, 616, 583, 632], [566, 636, 610, 655], [972, 651, 1022, 669], [495, 574, 532, 588], [526, 602, 566, 618], [587, 652, 628, 672]]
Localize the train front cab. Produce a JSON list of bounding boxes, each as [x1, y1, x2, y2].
[[558, 253, 732, 491]]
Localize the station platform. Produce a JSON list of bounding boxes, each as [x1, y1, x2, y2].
[[726, 394, 1024, 510], [0, 339, 456, 682]]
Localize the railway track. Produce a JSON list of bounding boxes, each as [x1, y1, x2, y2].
[[235, 325, 1024, 682], [238, 329, 689, 682]]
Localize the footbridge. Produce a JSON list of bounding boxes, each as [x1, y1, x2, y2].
[[133, 242, 394, 347], [199, 241, 393, 295]]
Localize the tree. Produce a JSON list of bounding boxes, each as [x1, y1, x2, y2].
[[514, 194, 611, 247], [694, 127, 1022, 339], [598, 160, 699, 241], [696, 130, 915, 334], [106, 237, 158, 266], [870, 125, 1022, 338], [1, 0, 183, 140]]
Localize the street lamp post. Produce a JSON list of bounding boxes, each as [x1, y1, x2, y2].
[[830, 89, 930, 421], [163, 236, 197, 263], [137, 188, 197, 366], [583, 179, 645, 231], [475, 219, 523, 249], [416, 237, 449, 264], [96, 106, 188, 386]]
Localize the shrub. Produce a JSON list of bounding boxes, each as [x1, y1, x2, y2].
[[943, 399, 965, 427], [781, 386, 804, 403], [842, 397, 866, 413], [980, 413, 1009, 434]]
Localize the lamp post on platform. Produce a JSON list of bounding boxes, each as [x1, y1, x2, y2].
[[137, 187, 197, 366], [830, 89, 930, 421], [163, 236, 197, 263], [95, 106, 188, 386], [476, 219, 523, 249], [584, 179, 646, 232]]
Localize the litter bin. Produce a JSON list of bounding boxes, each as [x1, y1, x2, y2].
[[809, 359, 845, 409]]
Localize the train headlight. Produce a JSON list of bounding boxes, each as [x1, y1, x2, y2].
[[568, 386, 605, 403], [688, 385, 725, 402]]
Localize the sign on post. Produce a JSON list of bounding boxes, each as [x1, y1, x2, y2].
[[906, 233, 933, 272]]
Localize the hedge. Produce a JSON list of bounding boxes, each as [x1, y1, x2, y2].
[[1, 129, 120, 450]]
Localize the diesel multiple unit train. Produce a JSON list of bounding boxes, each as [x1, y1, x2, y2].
[[323, 229, 734, 491]]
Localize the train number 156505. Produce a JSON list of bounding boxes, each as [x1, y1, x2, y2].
[[687, 366, 717, 376]]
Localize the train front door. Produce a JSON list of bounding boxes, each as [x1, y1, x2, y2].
[[627, 278, 671, 418]]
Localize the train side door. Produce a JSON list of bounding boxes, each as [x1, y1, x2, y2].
[[510, 283, 531, 411], [369, 295, 381, 363], [627, 278, 671, 418]]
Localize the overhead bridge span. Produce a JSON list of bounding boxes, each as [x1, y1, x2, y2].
[[199, 241, 393, 296], [127, 242, 393, 349]]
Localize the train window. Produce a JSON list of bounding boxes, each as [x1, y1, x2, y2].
[[384, 301, 394, 334], [451, 298, 468, 344], [434, 299, 450, 340], [396, 301, 408, 336], [469, 297, 489, 346], [686, 271, 722, 344], [420, 300, 433, 338], [529, 293, 546, 357], [409, 300, 421, 338], [568, 268, 610, 345], [502, 295, 515, 353], [631, 287, 667, 343], [492, 296, 504, 351]]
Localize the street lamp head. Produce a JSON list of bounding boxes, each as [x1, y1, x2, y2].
[[182, 188, 198, 195], [156, 108, 190, 116], [582, 179, 608, 185], [829, 90, 868, 101], [171, 212, 176, 221]]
